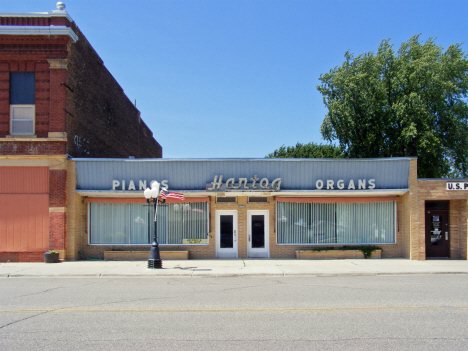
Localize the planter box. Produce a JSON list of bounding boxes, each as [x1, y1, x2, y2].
[[104, 251, 189, 261], [44, 252, 60, 263], [296, 249, 382, 259]]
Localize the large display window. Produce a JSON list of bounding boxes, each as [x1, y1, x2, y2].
[[89, 202, 209, 245], [276, 201, 396, 245]]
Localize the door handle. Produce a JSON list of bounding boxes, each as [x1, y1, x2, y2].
[[445, 232, 449, 240], [248, 235, 251, 242]]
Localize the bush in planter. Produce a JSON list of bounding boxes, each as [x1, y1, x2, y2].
[[44, 250, 60, 263]]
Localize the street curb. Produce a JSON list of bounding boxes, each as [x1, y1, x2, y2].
[[2, 271, 468, 278]]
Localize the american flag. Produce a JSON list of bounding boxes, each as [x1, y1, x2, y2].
[[160, 188, 185, 200]]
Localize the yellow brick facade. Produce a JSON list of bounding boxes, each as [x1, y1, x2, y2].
[[65, 159, 468, 261], [417, 180, 468, 260]]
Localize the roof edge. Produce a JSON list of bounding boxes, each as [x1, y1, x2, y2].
[[0, 10, 73, 22], [0, 25, 78, 42], [70, 157, 416, 162]]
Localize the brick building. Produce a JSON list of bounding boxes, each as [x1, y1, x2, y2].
[[66, 157, 468, 261], [0, 4, 162, 262]]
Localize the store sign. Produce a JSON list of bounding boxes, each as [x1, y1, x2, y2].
[[111, 176, 376, 191], [112, 179, 168, 191], [206, 175, 281, 191], [182, 239, 208, 244], [447, 182, 468, 190], [315, 179, 376, 190]]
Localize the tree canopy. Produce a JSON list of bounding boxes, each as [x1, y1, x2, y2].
[[266, 142, 343, 158], [318, 35, 468, 178]]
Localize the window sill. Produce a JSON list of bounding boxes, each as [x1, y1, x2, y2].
[[1, 134, 67, 142], [6, 134, 37, 138]]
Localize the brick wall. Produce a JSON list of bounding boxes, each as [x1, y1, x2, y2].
[[1, 24, 162, 158], [49, 169, 66, 207], [0, 141, 66, 155], [65, 24, 162, 158], [66, 160, 85, 260], [417, 179, 468, 259], [399, 158, 419, 259], [1, 15, 164, 262], [0, 37, 69, 138], [71, 194, 408, 260], [49, 211, 66, 250]]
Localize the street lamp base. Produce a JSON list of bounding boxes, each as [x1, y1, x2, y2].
[[148, 259, 163, 269]]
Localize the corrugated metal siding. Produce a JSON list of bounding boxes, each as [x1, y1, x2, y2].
[[0, 167, 49, 194], [0, 194, 49, 252], [73, 158, 411, 191]]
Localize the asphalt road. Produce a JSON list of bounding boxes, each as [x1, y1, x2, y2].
[[1, 275, 467, 350]]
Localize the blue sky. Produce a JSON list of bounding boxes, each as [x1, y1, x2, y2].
[[2, 1, 467, 158]]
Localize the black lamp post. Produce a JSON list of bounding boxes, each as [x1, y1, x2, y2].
[[144, 181, 164, 269]]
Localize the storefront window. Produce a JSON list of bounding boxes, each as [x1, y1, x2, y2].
[[276, 201, 395, 244], [89, 202, 208, 245]]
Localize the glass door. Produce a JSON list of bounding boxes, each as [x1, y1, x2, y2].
[[247, 210, 269, 258], [425, 210, 450, 258], [216, 210, 238, 258]]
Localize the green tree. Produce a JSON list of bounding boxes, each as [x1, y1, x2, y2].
[[266, 142, 343, 158], [318, 35, 468, 178]]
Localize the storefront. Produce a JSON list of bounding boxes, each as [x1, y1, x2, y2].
[[67, 157, 427, 260]]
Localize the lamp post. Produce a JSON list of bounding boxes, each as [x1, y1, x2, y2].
[[144, 181, 164, 269]]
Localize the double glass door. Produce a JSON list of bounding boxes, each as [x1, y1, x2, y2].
[[215, 210, 269, 258]]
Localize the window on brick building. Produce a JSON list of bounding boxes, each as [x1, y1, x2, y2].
[[10, 72, 35, 135], [89, 202, 209, 245], [276, 201, 396, 245]]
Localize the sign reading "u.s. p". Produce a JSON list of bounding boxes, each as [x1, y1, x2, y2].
[[447, 182, 468, 190]]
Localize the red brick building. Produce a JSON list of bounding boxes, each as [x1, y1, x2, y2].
[[0, 4, 162, 262]]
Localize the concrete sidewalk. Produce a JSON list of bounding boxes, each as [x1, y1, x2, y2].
[[1, 259, 468, 278]]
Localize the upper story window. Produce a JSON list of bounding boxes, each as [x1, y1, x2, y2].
[[10, 72, 35, 135]]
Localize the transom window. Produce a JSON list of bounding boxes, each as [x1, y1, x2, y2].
[[216, 197, 237, 203], [248, 197, 269, 203]]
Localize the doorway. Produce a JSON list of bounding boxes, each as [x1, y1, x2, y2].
[[247, 210, 269, 258], [425, 201, 450, 258], [215, 210, 238, 258]]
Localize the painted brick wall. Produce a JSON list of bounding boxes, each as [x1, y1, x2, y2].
[[0, 251, 45, 263], [49, 211, 66, 251]]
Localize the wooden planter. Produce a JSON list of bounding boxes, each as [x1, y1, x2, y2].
[[104, 250, 189, 261], [44, 252, 60, 263], [295, 249, 382, 259]]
